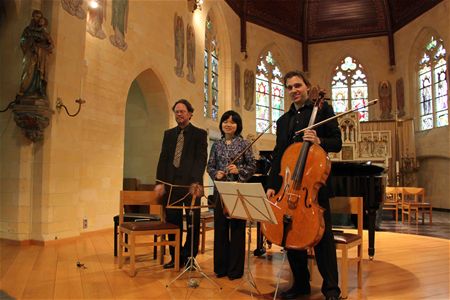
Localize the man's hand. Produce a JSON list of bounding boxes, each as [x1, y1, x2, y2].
[[303, 129, 321, 145], [189, 183, 204, 197], [154, 184, 166, 198]]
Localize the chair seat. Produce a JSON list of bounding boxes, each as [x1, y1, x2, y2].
[[334, 232, 361, 244], [201, 211, 214, 219], [120, 221, 178, 231], [114, 213, 161, 223]]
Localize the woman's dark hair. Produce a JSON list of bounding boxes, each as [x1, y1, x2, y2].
[[219, 110, 243, 137], [172, 98, 194, 113]]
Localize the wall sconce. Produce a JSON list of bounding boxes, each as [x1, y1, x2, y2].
[[0, 99, 17, 113], [56, 97, 85, 117], [188, 0, 203, 12]]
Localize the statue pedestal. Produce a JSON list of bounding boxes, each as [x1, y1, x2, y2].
[[13, 95, 53, 142]]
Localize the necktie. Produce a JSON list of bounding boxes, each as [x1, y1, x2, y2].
[[173, 129, 184, 168]]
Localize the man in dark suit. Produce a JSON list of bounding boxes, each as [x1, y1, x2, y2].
[[266, 71, 342, 300], [154, 99, 207, 269]]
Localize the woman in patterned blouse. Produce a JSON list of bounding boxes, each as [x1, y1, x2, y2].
[[207, 110, 256, 280]]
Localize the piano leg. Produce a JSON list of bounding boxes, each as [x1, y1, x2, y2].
[[367, 209, 377, 259], [253, 222, 266, 256]]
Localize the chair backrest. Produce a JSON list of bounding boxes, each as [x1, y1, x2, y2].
[[330, 196, 363, 238], [385, 186, 403, 202], [402, 187, 425, 203], [119, 190, 163, 224]]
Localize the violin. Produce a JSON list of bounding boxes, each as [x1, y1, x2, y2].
[[262, 92, 329, 250]]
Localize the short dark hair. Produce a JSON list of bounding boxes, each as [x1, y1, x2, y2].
[[172, 99, 194, 113], [283, 70, 311, 88], [219, 110, 243, 137]]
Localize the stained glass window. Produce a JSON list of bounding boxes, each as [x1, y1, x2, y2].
[[255, 51, 284, 134], [204, 15, 219, 120], [331, 57, 369, 121], [418, 36, 448, 130]]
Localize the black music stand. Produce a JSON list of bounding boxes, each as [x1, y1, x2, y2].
[[214, 181, 277, 297]]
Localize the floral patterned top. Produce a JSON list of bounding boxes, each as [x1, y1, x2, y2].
[[207, 136, 256, 182]]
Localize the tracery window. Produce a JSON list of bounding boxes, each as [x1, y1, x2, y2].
[[331, 56, 369, 121], [418, 36, 448, 130], [255, 51, 284, 134], [203, 15, 219, 120]]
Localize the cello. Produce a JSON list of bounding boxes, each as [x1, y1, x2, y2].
[[262, 93, 329, 250]]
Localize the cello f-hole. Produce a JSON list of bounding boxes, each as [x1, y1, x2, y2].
[[303, 187, 311, 208]]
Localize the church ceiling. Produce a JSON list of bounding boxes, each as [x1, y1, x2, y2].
[[225, 0, 443, 43]]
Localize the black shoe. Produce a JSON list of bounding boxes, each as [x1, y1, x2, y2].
[[280, 286, 311, 299], [228, 274, 242, 281], [163, 260, 175, 269], [215, 273, 227, 278]]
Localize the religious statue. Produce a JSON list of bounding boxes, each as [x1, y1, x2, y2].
[[19, 10, 54, 99], [61, 0, 86, 19], [109, 0, 128, 51], [396, 78, 405, 118], [244, 69, 255, 111], [173, 13, 184, 77], [186, 23, 195, 83], [87, 0, 106, 39], [234, 63, 241, 106], [379, 80, 393, 120], [14, 10, 53, 142]]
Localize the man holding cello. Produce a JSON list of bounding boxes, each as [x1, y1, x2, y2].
[[265, 70, 342, 300]]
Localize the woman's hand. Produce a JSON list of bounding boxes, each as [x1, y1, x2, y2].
[[227, 164, 239, 174], [215, 171, 226, 180], [266, 188, 275, 198]]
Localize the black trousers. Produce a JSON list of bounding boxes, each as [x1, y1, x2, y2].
[[164, 187, 200, 261], [213, 192, 246, 278], [287, 188, 341, 298]]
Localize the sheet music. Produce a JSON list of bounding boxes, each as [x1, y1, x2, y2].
[[214, 181, 277, 224]]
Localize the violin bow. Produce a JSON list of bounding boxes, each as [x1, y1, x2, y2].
[[294, 98, 379, 136], [228, 121, 272, 166]]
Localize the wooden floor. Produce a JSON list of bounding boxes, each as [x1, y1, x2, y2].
[[1, 229, 449, 300]]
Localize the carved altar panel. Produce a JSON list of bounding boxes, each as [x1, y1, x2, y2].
[[331, 112, 391, 162]]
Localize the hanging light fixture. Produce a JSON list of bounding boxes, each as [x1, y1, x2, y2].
[[188, 0, 204, 12]]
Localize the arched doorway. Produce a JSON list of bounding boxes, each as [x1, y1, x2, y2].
[[123, 68, 169, 186]]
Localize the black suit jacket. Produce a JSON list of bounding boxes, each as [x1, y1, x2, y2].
[[267, 100, 342, 193], [156, 123, 208, 185]]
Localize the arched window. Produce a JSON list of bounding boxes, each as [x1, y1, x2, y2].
[[418, 36, 448, 130], [255, 51, 284, 133], [331, 56, 369, 121], [203, 15, 219, 120]]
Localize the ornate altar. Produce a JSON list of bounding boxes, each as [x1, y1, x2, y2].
[[329, 112, 418, 186]]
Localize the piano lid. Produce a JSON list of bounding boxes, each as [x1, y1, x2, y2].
[[331, 161, 385, 176]]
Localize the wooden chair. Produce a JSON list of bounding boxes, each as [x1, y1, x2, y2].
[[401, 187, 432, 225], [199, 211, 214, 254], [113, 182, 159, 257], [330, 197, 363, 299], [118, 190, 180, 276], [383, 187, 400, 223]]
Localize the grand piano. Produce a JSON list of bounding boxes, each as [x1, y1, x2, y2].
[[250, 151, 385, 258]]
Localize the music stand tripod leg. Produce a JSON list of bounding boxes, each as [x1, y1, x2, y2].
[[166, 208, 221, 289]]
